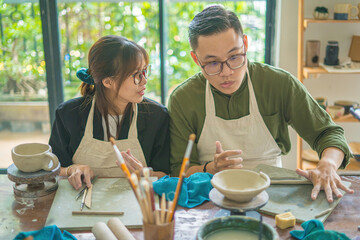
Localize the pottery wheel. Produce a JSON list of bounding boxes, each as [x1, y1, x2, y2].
[[7, 163, 60, 198], [209, 188, 269, 214]]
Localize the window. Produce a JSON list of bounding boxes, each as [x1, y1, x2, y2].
[[166, 1, 267, 97], [0, 0, 272, 169]]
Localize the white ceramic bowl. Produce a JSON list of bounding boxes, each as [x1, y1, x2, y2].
[[211, 169, 270, 203]]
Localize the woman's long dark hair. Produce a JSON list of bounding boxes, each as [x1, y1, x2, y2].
[[80, 35, 149, 139]]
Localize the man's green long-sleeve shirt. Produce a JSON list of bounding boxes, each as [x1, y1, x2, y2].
[[168, 61, 351, 176]]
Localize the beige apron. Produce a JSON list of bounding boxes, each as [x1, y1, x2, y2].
[[72, 98, 147, 177], [197, 70, 282, 169]]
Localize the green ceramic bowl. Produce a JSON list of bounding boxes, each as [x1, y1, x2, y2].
[[197, 216, 279, 240]]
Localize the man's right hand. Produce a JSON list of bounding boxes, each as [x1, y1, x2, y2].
[[67, 164, 94, 190], [210, 141, 243, 173]]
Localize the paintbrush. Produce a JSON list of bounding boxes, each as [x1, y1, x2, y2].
[[143, 167, 155, 211], [168, 133, 196, 222], [109, 137, 135, 191], [131, 173, 149, 223], [160, 193, 166, 224], [142, 180, 154, 224], [165, 201, 172, 223]]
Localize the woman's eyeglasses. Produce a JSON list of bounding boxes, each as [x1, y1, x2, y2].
[[132, 65, 151, 85]]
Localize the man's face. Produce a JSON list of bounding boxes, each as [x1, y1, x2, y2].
[[191, 28, 248, 95]]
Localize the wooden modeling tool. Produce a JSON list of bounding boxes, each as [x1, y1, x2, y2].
[[85, 184, 92, 208], [168, 133, 196, 222], [160, 193, 166, 224], [75, 176, 98, 200], [166, 201, 172, 223], [80, 187, 87, 211], [72, 211, 124, 216]]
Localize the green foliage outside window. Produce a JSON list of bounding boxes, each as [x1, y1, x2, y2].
[[0, 1, 265, 103]]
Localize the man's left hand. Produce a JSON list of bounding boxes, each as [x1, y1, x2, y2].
[[296, 157, 354, 203]]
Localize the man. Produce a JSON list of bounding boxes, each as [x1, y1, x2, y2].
[[168, 5, 353, 203]]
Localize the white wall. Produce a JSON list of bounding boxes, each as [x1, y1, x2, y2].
[[276, 0, 360, 169]]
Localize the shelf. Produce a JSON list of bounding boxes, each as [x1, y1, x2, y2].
[[304, 19, 360, 29], [303, 66, 360, 79], [333, 114, 359, 123], [296, 0, 360, 170], [302, 158, 360, 171], [302, 149, 318, 162], [302, 142, 360, 170]]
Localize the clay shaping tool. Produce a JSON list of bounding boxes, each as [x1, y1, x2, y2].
[[80, 187, 88, 211], [75, 176, 98, 200], [72, 211, 124, 215]]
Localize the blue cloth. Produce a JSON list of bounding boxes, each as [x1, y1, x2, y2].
[[76, 68, 94, 85], [290, 219, 350, 240], [153, 172, 213, 208], [14, 225, 77, 240]]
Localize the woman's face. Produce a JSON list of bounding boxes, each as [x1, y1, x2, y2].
[[108, 60, 148, 112]]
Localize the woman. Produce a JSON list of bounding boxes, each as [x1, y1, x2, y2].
[[49, 35, 170, 189]]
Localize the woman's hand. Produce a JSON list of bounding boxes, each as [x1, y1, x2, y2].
[[117, 149, 144, 173], [66, 164, 94, 190]]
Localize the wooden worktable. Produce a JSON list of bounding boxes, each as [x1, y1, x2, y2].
[[1, 175, 359, 240]]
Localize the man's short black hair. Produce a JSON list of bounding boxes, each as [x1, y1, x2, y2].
[[188, 5, 244, 50]]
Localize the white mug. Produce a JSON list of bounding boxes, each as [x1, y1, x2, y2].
[[326, 105, 345, 119], [334, 3, 359, 19], [12, 143, 59, 172]]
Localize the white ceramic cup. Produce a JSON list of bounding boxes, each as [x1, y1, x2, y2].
[[334, 3, 359, 18], [326, 105, 345, 119], [12, 143, 59, 172]]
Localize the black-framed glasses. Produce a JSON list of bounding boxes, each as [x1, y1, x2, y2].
[[132, 65, 151, 85], [195, 52, 246, 76]]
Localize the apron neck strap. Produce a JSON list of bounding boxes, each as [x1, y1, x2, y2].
[[128, 103, 138, 139], [205, 80, 216, 115], [84, 97, 96, 138]]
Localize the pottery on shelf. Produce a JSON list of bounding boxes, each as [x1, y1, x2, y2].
[[313, 6, 329, 20], [334, 100, 360, 115], [211, 169, 270, 203]]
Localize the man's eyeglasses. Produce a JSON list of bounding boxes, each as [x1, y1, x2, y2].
[[195, 53, 246, 76], [132, 65, 151, 85]]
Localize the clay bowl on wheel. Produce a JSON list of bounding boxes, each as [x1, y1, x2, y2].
[[211, 169, 270, 203]]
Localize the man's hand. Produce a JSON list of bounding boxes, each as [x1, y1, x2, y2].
[[210, 141, 243, 173], [296, 148, 354, 203]]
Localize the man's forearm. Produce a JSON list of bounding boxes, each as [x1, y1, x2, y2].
[[319, 147, 345, 169]]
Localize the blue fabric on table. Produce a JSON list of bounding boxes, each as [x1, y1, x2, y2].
[[153, 172, 213, 208], [13, 225, 77, 240], [290, 219, 350, 240]]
